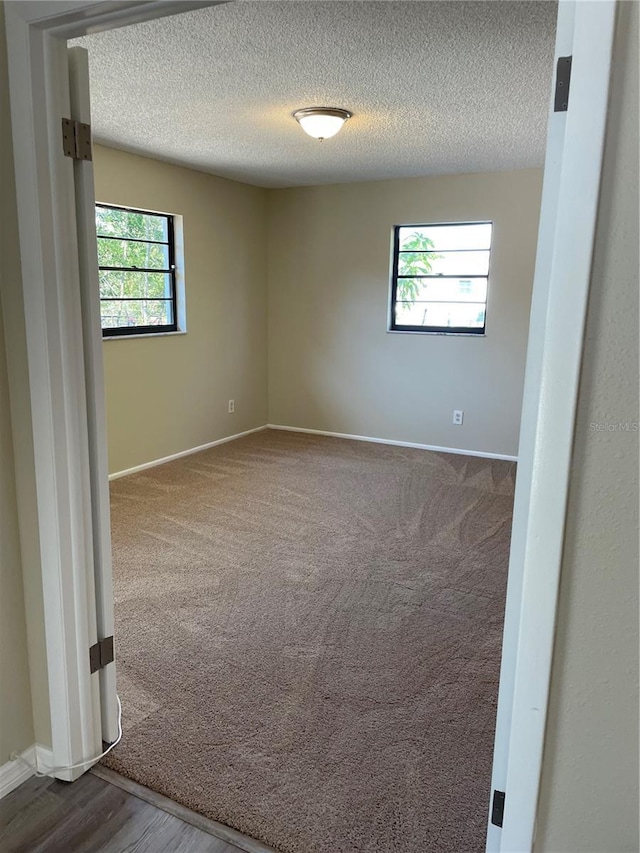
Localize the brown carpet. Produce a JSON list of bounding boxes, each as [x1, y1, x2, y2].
[[103, 429, 515, 853]]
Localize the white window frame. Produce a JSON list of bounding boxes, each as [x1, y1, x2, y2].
[[96, 202, 180, 337], [389, 220, 492, 335]]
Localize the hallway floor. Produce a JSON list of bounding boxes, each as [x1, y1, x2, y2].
[[0, 768, 263, 853]]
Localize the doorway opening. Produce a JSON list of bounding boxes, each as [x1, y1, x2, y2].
[[71, 5, 549, 849]]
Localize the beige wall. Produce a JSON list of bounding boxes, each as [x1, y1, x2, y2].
[[94, 146, 269, 475], [267, 169, 542, 457], [0, 305, 34, 764], [536, 3, 639, 850], [0, 2, 35, 762]]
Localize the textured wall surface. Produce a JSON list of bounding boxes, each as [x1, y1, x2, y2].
[[267, 169, 542, 457], [0, 2, 35, 763], [94, 146, 269, 475], [0, 306, 34, 765], [536, 3, 640, 849]]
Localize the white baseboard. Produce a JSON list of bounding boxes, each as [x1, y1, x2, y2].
[[109, 425, 268, 480], [0, 746, 36, 799], [0, 743, 76, 798], [267, 424, 518, 462], [108, 423, 516, 481], [35, 744, 55, 774]]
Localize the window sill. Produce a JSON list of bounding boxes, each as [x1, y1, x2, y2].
[[102, 330, 187, 341], [386, 329, 486, 337]]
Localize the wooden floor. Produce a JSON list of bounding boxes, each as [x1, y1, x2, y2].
[[0, 770, 253, 853]]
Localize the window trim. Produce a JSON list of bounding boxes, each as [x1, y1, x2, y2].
[[389, 220, 492, 335], [96, 202, 178, 337]]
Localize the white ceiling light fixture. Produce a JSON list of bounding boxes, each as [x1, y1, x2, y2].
[[293, 107, 352, 141]]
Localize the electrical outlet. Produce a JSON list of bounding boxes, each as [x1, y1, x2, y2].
[[228, 399, 235, 414], [453, 409, 464, 425]]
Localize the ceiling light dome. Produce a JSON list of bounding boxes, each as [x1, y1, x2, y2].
[[293, 107, 352, 141]]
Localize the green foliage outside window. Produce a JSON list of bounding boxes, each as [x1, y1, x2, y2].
[[396, 232, 441, 308], [96, 205, 175, 331]]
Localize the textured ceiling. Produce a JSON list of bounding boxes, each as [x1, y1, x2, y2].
[[73, 1, 557, 188]]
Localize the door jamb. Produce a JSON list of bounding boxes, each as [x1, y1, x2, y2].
[[487, 1, 617, 850]]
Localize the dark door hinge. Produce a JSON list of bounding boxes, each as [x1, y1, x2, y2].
[[554, 56, 572, 112], [61, 117, 93, 161], [491, 789, 506, 828], [89, 636, 114, 673]]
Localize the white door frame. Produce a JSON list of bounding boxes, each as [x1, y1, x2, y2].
[[68, 43, 119, 745], [486, 1, 617, 850], [2, 0, 616, 844]]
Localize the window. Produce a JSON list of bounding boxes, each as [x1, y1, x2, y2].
[[390, 221, 492, 334], [96, 204, 178, 336]]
